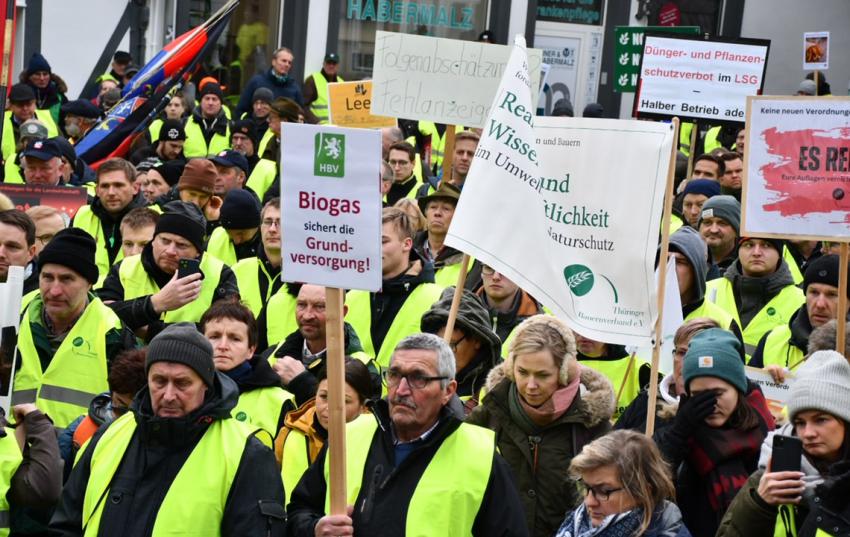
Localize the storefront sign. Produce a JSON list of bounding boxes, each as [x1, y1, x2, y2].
[[371, 31, 542, 128], [613, 26, 699, 93], [280, 124, 382, 291], [536, 0, 604, 25], [346, 0, 476, 30], [634, 34, 770, 124], [742, 96, 850, 240], [328, 81, 397, 129]]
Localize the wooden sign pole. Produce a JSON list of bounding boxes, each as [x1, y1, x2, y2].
[[685, 121, 698, 178], [442, 254, 471, 343], [441, 127, 456, 184], [646, 117, 680, 437], [837, 242, 848, 355], [325, 287, 347, 514]]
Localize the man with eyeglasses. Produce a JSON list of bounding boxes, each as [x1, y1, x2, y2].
[[385, 141, 423, 206], [26, 205, 66, 257], [287, 333, 528, 537]]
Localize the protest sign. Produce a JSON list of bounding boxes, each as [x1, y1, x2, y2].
[[0, 266, 24, 419], [613, 26, 699, 92], [634, 34, 769, 125], [804, 31, 829, 70], [0, 184, 88, 219], [328, 80, 397, 129], [371, 31, 543, 128], [745, 366, 794, 416], [446, 36, 675, 348], [280, 123, 381, 292], [742, 96, 850, 240]]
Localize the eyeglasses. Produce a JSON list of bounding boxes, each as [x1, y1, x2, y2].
[[481, 265, 497, 276], [449, 333, 467, 353], [261, 218, 281, 228], [36, 233, 55, 245], [577, 479, 623, 502], [382, 369, 447, 389]]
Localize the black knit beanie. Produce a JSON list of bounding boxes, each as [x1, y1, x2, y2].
[[155, 201, 207, 252], [804, 254, 848, 297], [220, 189, 261, 230], [146, 322, 216, 386], [39, 228, 98, 284]]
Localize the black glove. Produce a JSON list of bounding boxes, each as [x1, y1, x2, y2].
[[673, 390, 718, 433]]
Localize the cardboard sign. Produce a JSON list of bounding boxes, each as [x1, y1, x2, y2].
[[0, 184, 88, 219], [634, 34, 770, 125], [447, 37, 674, 347], [328, 81, 397, 129], [613, 26, 699, 93], [804, 31, 829, 70], [371, 31, 543, 128], [280, 123, 382, 292], [746, 366, 794, 416], [742, 96, 850, 240], [0, 266, 24, 419]]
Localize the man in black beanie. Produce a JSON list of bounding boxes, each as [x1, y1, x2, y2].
[[229, 119, 259, 174], [15, 228, 136, 429], [130, 118, 186, 165], [183, 82, 230, 159], [752, 254, 850, 378], [98, 201, 239, 340], [206, 188, 261, 267], [50, 322, 286, 535]]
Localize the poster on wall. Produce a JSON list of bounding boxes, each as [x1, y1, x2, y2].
[[536, 35, 581, 116], [803, 31, 829, 70]]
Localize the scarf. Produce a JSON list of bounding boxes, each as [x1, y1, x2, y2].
[[509, 374, 581, 432], [555, 504, 642, 537], [223, 361, 253, 384], [686, 387, 773, 513]]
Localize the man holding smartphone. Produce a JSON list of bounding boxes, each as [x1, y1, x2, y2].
[[98, 201, 239, 341]]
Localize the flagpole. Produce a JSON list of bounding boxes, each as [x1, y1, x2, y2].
[[646, 117, 680, 437], [0, 0, 15, 171]]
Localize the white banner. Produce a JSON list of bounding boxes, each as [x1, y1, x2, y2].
[[280, 124, 382, 292], [447, 36, 674, 348], [0, 266, 23, 418], [371, 31, 543, 128], [743, 96, 850, 240], [635, 35, 769, 124]]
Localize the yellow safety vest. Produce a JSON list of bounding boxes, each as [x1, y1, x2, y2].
[[2, 109, 59, 160], [345, 283, 444, 369], [264, 291, 299, 347], [783, 246, 804, 285], [705, 279, 804, 362], [148, 118, 163, 143], [182, 116, 231, 158], [206, 227, 237, 267], [580, 355, 647, 418], [704, 125, 725, 153], [118, 253, 225, 323], [73, 205, 123, 289], [4, 158, 23, 184], [280, 431, 312, 506], [245, 158, 277, 202], [14, 297, 122, 428], [231, 386, 293, 447], [307, 71, 343, 124], [433, 258, 475, 288], [232, 256, 290, 343], [256, 130, 274, 160], [327, 414, 493, 535], [679, 121, 694, 157], [761, 324, 805, 370], [774, 504, 798, 537], [20, 290, 38, 312], [0, 431, 21, 537], [684, 299, 736, 330], [81, 412, 255, 537], [669, 214, 683, 235]]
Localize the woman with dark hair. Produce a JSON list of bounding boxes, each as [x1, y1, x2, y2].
[[718, 350, 850, 537], [654, 328, 774, 537], [275, 358, 372, 504], [556, 430, 691, 537]]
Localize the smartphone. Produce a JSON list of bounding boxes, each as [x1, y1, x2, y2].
[[177, 258, 202, 280], [771, 435, 802, 472]]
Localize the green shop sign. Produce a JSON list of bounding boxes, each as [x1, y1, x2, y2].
[[614, 26, 700, 92], [347, 0, 476, 30], [537, 0, 604, 25]]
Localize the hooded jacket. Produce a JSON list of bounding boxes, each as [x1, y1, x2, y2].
[[477, 287, 543, 344], [49, 373, 285, 537], [421, 287, 502, 404], [466, 363, 615, 537], [722, 258, 797, 329], [669, 226, 708, 305]]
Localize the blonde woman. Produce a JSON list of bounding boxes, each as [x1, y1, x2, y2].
[[393, 197, 427, 232], [556, 430, 691, 537]]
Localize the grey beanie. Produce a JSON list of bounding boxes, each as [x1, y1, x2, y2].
[[146, 322, 216, 387], [667, 226, 708, 302], [698, 195, 741, 236], [788, 350, 850, 423]]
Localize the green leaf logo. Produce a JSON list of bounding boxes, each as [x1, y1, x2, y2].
[[564, 264, 594, 297]]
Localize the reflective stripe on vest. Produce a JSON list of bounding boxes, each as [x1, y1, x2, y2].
[[762, 324, 805, 370], [206, 227, 237, 267], [581, 356, 647, 418], [182, 117, 231, 158], [265, 291, 299, 347], [705, 279, 804, 361], [2, 109, 59, 160], [231, 386, 293, 446], [0, 431, 21, 536], [325, 414, 493, 535], [73, 205, 123, 288], [281, 431, 312, 506], [13, 297, 121, 428], [82, 412, 253, 536], [434, 258, 475, 288], [118, 253, 224, 323], [684, 300, 735, 330], [246, 158, 277, 202], [345, 283, 444, 369], [308, 71, 343, 124]]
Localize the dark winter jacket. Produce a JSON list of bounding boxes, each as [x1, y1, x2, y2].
[[49, 373, 285, 537], [236, 69, 304, 117], [799, 461, 850, 537], [466, 363, 615, 537], [224, 354, 296, 433], [614, 374, 680, 434], [286, 399, 529, 537], [59, 392, 113, 479], [477, 287, 543, 344], [81, 193, 150, 265]]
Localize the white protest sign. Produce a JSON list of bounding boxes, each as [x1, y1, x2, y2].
[[742, 96, 850, 240], [745, 366, 794, 416], [635, 35, 769, 124], [447, 36, 674, 348], [804, 31, 829, 70], [0, 266, 23, 418], [280, 124, 382, 291], [371, 31, 543, 128]]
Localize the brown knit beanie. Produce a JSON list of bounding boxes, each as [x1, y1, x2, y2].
[[178, 158, 217, 195]]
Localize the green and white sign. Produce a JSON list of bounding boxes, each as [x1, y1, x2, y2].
[[447, 36, 675, 347], [614, 25, 699, 92], [281, 123, 382, 292]]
